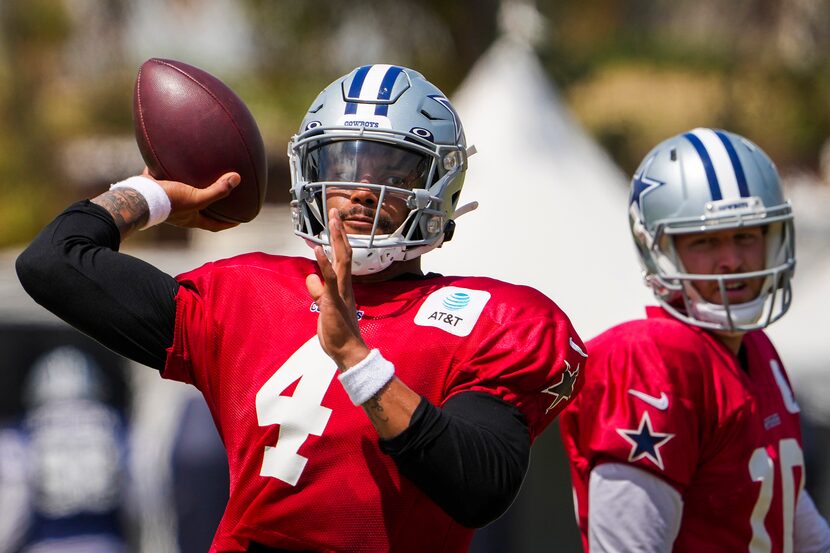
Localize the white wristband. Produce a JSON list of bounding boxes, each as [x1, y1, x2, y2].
[[338, 349, 396, 406], [110, 176, 172, 229]]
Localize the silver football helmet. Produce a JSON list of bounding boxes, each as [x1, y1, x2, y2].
[[288, 64, 472, 275], [629, 128, 795, 331]]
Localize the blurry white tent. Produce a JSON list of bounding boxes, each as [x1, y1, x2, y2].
[[426, 4, 830, 427], [426, 18, 653, 342]]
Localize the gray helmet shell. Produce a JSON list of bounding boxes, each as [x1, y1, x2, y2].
[[629, 128, 795, 331]]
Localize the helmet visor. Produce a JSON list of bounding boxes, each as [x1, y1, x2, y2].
[[305, 140, 431, 190]]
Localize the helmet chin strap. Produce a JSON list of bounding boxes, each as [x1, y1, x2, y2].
[[321, 238, 444, 276], [688, 296, 766, 330], [347, 245, 403, 275], [684, 281, 766, 331]]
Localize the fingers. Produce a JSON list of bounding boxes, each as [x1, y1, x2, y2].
[[192, 172, 240, 207], [308, 246, 342, 310], [308, 213, 358, 308], [306, 273, 324, 301], [314, 244, 338, 289], [328, 208, 353, 259], [327, 209, 354, 303], [157, 171, 239, 213]]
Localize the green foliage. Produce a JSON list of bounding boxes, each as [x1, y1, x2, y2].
[[539, 0, 830, 175], [1, 0, 827, 247]]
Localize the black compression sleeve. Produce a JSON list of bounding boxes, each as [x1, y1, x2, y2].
[[16, 200, 178, 370], [378, 391, 530, 528]]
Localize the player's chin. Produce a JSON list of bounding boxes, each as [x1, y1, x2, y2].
[[343, 221, 395, 235]]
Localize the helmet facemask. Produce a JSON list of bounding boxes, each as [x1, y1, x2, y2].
[[640, 202, 795, 332]]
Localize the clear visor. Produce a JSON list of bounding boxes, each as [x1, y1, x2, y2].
[[305, 140, 431, 190]]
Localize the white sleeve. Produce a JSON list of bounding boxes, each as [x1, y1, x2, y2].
[[795, 491, 830, 553], [588, 462, 683, 553]]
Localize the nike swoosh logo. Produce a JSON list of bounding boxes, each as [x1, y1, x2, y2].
[[628, 389, 669, 410]]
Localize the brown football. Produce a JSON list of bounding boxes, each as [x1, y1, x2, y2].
[[133, 58, 267, 223]]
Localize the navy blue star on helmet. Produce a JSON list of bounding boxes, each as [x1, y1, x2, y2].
[[616, 411, 675, 470], [630, 155, 665, 214]]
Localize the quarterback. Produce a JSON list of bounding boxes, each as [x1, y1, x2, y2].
[[17, 65, 586, 552], [559, 128, 830, 552]]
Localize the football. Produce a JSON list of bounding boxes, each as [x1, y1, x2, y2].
[[133, 58, 267, 223]]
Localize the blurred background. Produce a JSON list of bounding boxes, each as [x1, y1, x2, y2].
[[0, 0, 828, 551]]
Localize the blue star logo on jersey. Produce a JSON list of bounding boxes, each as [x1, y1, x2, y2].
[[616, 411, 675, 470], [630, 155, 665, 214], [542, 360, 580, 414]]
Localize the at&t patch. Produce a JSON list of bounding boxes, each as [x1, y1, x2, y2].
[[414, 287, 491, 337]]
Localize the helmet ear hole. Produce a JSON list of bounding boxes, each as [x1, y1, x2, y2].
[[443, 219, 456, 243]]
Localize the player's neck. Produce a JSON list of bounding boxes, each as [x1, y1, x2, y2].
[[353, 257, 423, 284], [711, 330, 745, 356]]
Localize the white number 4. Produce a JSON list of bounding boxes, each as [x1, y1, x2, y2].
[[748, 439, 804, 553], [255, 337, 337, 486]]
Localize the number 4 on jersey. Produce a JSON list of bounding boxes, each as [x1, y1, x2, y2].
[[255, 337, 338, 486]]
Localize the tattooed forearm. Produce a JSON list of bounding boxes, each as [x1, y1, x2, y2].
[[91, 188, 150, 239], [355, 378, 418, 438], [364, 395, 390, 425]]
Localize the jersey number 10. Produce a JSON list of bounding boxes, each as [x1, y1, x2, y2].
[[749, 438, 804, 553]]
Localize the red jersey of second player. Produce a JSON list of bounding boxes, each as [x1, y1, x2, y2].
[[162, 253, 586, 553], [560, 306, 805, 553]]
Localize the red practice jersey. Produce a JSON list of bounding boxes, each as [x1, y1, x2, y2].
[[163, 254, 586, 553], [560, 306, 805, 553]]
